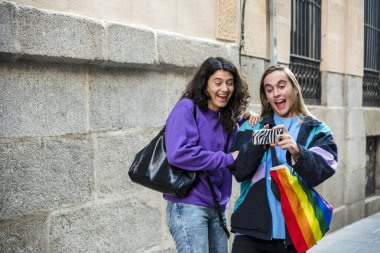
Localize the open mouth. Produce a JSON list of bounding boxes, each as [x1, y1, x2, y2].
[[217, 94, 229, 100], [274, 99, 286, 109]]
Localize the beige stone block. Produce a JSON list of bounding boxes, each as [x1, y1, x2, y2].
[[345, 200, 366, 225], [277, 0, 291, 64], [105, 22, 156, 65], [329, 205, 346, 232], [317, 168, 345, 208], [321, 0, 364, 76], [344, 75, 363, 107], [345, 138, 366, 171], [346, 0, 364, 41], [156, 31, 229, 67], [14, 0, 132, 25], [0, 215, 48, 252], [15, 4, 106, 62], [216, 0, 238, 42], [344, 0, 364, 76], [177, 0, 216, 40], [240, 56, 267, 104], [0, 61, 88, 138], [227, 44, 241, 65], [0, 138, 93, 220], [363, 108, 380, 136], [50, 198, 162, 252], [321, 72, 344, 107], [12, 0, 68, 11], [125, 179, 176, 252], [324, 36, 346, 73], [326, 0, 345, 34], [131, 0, 176, 31], [87, 0, 132, 24], [325, 108, 346, 141], [308, 106, 327, 122], [95, 129, 160, 195], [243, 0, 268, 59], [344, 169, 366, 204], [344, 40, 364, 77], [89, 68, 168, 131], [321, 0, 345, 73], [166, 72, 191, 112], [346, 108, 366, 139], [365, 195, 380, 217], [67, 0, 132, 24]]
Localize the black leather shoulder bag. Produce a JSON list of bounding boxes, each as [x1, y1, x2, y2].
[[128, 102, 197, 198], [128, 101, 230, 238]]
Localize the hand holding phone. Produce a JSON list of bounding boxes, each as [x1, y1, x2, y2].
[[252, 128, 284, 145]]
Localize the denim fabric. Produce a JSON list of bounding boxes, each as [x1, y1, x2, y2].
[[166, 202, 228, 253]]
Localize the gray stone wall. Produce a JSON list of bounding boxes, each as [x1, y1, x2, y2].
[[0, 2, 238, 252], [1, 2, 380, 253]]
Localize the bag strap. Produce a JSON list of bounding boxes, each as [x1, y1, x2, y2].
[[269, 146, 281, 200], [203, 132, 231, 239], [270, 146, 280, 166], [204, 172, 230, 238]]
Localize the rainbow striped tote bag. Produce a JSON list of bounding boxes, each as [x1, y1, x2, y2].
[[270, 165, 333, 253]]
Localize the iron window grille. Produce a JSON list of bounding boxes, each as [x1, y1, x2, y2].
[[363, 0, 380, 107], [290, 0, 321, 105], [365, 136, 377, 197]]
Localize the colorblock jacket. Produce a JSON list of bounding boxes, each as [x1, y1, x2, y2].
[[228, 114, 338, 243]]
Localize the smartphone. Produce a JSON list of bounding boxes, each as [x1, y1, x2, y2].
[[252, 128, 284, 145]]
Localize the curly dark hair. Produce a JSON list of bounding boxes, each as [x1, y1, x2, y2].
[[181, 57, 249, 133]]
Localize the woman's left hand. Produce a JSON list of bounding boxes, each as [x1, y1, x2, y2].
[[271, 125, 301, 162], [243, 111, 261, 126]]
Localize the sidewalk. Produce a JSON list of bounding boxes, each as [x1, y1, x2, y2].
[[308, 212, 380, 253]]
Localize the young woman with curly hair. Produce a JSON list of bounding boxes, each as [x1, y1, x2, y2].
[[164, 56, 254, 253]]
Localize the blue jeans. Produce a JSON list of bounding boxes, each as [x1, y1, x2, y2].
[[166, 202, 228, 253]]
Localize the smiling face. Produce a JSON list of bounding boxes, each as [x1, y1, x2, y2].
[[263, 70, 297, 118], [206, 70, 235, 111]]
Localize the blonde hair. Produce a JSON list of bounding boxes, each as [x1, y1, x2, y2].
[[259, 65, 312, 118]]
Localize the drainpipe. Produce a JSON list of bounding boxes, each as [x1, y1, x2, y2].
[[269, 0, 278, 65], [239, 0, 246, 68]]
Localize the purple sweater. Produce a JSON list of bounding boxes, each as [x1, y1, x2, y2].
[[163, 98, 235, 210]]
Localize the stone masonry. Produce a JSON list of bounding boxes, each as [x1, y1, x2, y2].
[[1, 1, 380, 253]]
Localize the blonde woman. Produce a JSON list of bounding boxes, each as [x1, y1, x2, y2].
[[228, 65, 338, 253]]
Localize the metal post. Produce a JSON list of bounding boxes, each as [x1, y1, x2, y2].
[[269, 0, 278, 65]]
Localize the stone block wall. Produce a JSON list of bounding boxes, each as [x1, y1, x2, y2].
[[1, 2, 380, 253], [0, 2, 237, 252]]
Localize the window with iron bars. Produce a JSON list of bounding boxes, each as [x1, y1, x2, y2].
[[363, 0, 380, 107], [289, 0, 321, 105], [365, 136, 378, 197]]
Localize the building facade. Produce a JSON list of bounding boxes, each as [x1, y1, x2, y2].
[[0, 0, 379, 252]]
